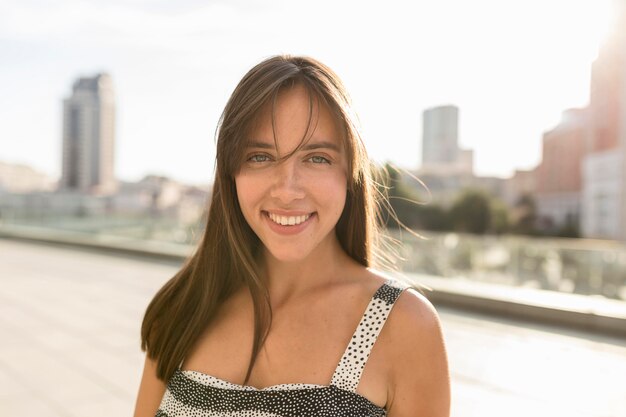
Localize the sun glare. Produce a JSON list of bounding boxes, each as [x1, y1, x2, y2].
[[582, 0, 614, 59]]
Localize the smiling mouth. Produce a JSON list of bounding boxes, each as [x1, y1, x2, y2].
[[265, 212, 313, 226]]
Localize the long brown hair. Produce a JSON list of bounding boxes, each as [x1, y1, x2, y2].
[[141, 55, 384, 384]]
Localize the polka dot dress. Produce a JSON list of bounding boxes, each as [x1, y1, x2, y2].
[[156, 279, 409, 417]]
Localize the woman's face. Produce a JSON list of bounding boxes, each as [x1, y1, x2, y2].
[[234, 84, 348, 263]]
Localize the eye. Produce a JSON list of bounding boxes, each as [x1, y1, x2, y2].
[[248, 154, 272, 163], [308, 155, 331, 164]]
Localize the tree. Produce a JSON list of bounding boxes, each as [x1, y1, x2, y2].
[[548, 213, 579, 238], [415, 203, 450, 231], [511, 193, 538, 235], [449, 189, 492, 234], [376, 163, 424, 229], [489, 198, 510, 234]]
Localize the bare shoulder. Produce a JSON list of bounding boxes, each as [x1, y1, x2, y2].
[[133, 355, 167, 417], [383, 287, 444, 362], [342, 266, 392, 299], [389, 287, 441, 335], [384, 287, 451, 417]]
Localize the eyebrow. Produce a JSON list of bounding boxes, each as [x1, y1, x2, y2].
[[247, 140, 340, 152]]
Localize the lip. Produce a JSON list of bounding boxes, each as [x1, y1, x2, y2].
[[263, 210, 316, 235], [265, 209, 312, 216]]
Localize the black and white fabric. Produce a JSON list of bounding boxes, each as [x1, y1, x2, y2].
[[155, 278, 409, 417]]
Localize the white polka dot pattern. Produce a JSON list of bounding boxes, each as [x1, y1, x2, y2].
[[330, 279, 408, 392], [184, 371, 327, 392], [155, 278, 409, 417]]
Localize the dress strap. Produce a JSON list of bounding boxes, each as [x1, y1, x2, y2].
[[330, 278, 409, 392]]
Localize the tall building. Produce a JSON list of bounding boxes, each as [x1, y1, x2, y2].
[[60, 73, 116, 194], [421, 105, 473, 174], [422, 105, 459, 166], [587, 4, 625, 153], [615, 0, 626, 241], [581, 0, 626, 240], [414, 104, 478, 207], [535, 108, 588, 231]]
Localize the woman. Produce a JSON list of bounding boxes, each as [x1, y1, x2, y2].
[[134, 55, 450, 417]]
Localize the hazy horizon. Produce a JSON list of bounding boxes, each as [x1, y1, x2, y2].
[[0, 0, 616, 186]]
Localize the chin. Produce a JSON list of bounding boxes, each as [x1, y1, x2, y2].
[[262, 243, 314, 263], [267, 250, 310, 264]]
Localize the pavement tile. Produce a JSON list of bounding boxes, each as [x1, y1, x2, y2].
[[68, 345, 143, 397], [2, 239, 626, 417], [0, 395, 67, 417], [66, 397, 133, 417], [0, 364, 31, 397]]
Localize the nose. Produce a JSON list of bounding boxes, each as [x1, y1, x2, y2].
[[269, 159, 305, 203]]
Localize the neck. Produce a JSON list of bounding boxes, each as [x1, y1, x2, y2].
[[259, 236, 355, 306]]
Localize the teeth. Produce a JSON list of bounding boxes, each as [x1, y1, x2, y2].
[[268, 212, 311, 226]]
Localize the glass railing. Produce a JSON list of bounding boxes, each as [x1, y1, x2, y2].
[[388, 229, 626, 301], [0, 213, 201, 244], [2, 213, 625, 302]]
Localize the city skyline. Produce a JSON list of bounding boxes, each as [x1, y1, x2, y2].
[[0, 0, 616, 185]]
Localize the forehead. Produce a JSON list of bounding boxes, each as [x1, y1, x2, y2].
[[247, 83, 344, 151]]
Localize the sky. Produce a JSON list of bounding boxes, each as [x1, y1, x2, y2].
[[0, 0, 617, 186]]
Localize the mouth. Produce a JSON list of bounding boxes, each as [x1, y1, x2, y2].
[[264, 211, 315, 226]]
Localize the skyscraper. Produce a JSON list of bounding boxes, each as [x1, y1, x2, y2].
[[581, 0, 626, 240], [617, 0, 626, 241], [421, 105, 460, 167], [60, 73, 116, 194]]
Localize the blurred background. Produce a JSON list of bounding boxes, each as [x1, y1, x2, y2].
[[1, 0, 625, 416]]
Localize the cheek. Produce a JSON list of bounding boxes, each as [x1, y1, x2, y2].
[[313, 171, 348, 210], [234, 175, 258, 217]]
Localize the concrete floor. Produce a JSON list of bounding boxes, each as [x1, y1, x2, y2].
[[1, 238, 625, 417]]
